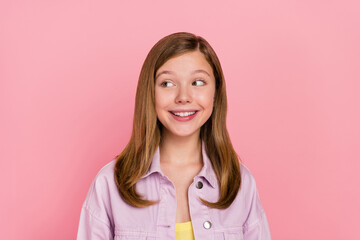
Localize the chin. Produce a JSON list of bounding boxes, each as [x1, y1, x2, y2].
[[168, 129, 200, 138]]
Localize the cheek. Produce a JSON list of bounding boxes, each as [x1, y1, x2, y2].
[[155, 89, 176, 108], [154, 90, 165, 109], [155, 90, 171, 119], [155, 98, 168, 111], [155, 98, 164, 118], [197, 90, 215, 110]]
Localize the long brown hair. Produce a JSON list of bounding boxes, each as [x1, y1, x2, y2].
[[114, 32, 241, 209]]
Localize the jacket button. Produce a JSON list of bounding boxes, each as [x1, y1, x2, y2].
[[203, 221, 212, 229], [196, 181, 203, 189]]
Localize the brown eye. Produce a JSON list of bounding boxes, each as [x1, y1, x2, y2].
[[192, 80, 205, 86], [161, 81, 174, 87]]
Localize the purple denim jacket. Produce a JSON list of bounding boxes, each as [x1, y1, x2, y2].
[[77, 143, 271, 239]]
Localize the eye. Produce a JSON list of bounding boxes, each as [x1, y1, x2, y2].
[[160, 81, 174, 87], [192, 79, 205, 86]]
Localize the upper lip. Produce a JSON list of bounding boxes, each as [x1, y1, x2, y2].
[[169, 109, 199, 113]]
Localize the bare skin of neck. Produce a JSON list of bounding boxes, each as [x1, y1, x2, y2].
[[159, 130, 204, 223]]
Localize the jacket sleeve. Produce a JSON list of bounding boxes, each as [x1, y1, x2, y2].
[[242, 171, 271, 240], [243, 209, 271, 240], [77, 206, 114, 240], [77, 173, 114, 240]]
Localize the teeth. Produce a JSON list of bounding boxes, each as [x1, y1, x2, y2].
[[173, 111, 196, 117]]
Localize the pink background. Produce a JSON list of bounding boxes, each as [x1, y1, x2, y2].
[[1, 0, 359, 239]]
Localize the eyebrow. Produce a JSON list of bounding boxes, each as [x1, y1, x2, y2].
[[155, 69, 211, 79]]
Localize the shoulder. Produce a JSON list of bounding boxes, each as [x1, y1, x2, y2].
[[94, 159, 116, 181], [79, 160, 118, 232], [91, 159, 116, 187], [83, 160, 117, 209], [239, 161, 258, 192], [237, 162, 267, 227], [237, 161, 265, 212]]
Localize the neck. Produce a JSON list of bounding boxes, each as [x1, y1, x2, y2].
[[159, 130, 202, 166]]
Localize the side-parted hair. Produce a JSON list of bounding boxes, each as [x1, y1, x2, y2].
[[114, 32, 241, 209]]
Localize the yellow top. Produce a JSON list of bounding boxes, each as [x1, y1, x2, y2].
[[175, 221, 195, 240]]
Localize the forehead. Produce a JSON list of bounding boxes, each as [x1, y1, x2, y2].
[[156, 50, 214, 77]]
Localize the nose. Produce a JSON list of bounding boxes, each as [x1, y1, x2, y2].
[[175, 85, 192, 104]]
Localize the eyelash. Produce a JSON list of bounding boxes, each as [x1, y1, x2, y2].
[[160, 79, 206, 87], [192, 79, 206, 86], [160, 81, 174, 87]]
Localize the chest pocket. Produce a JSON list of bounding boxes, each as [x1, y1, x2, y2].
[[115, 235, 157, 240], [214, 227, 244, 240], [114, 230, 157, 240], [115, 237, 156, 240]]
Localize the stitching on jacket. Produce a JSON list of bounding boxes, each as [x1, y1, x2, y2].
[[83, 205, 112, 230], [243, 210, 266, 232]]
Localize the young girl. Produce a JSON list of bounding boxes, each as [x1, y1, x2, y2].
[[77, 32, 271, 240]]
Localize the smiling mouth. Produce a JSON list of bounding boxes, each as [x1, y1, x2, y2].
[[169, 111, 198, 117]]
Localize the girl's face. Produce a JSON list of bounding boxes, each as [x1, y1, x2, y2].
[[154, 50, 216, 139]]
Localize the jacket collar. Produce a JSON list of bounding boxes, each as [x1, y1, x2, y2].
[[141, 141, 218, 189]]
